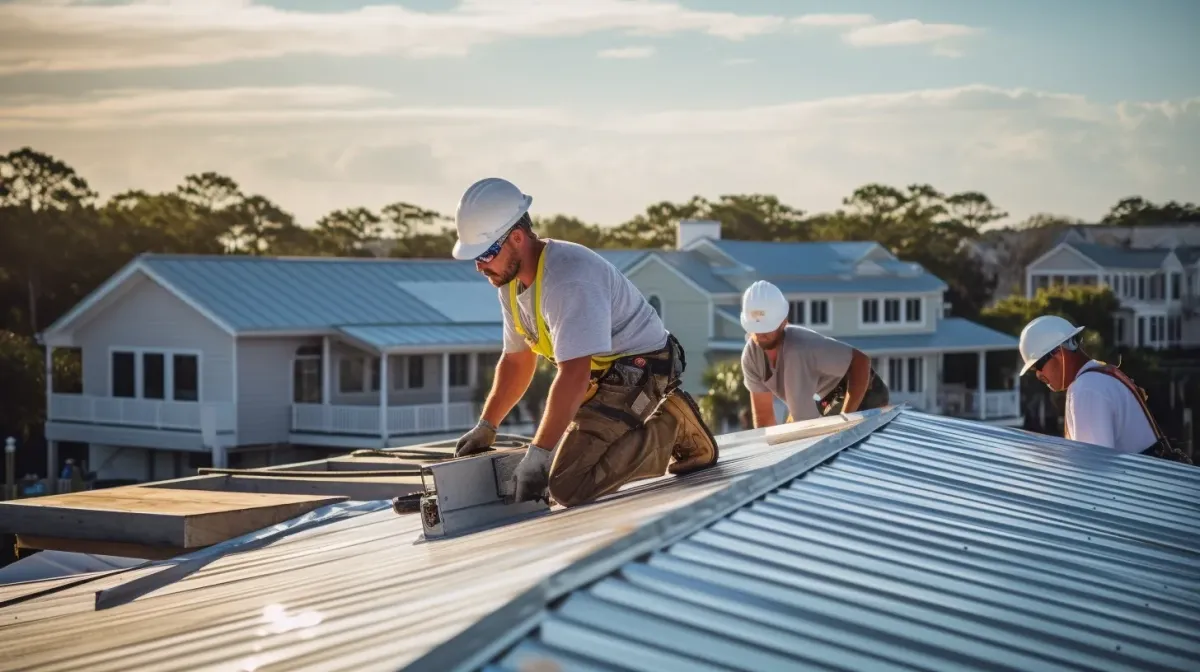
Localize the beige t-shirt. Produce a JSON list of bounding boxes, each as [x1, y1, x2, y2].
[[500, 239, 668, 362], [741, 325, 853, 422]]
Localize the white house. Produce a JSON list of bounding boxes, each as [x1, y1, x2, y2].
[[1025, 237, 1200, 348]]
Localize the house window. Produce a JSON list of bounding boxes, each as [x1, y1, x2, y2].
[[861, 299, 880, 324], [888, 358, 904, 390], [907, 357, 924, 393], [142, 352, 166, 400], [647, 295, 662, 317], [1171, 273, 1181, 300], [408, 356, 425, 389], [449, 354, 470, 387], [884, 299, 900, 323], [905, 298, 922, 323], [172, 354, 199, 401], [1113, 317, 1126, 345], [1138, 276, 1146, 300], [789, 301, 806, 324], [809, 300, 829, 326], [339, 355, 380, 393], [112, 351, 136, 398], [293, 346, 322, 403]]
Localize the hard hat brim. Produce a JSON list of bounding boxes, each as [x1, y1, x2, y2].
[[740, 313, 781, 334], [450, 194, 533, 261], [1019, 325, 1085, 375]]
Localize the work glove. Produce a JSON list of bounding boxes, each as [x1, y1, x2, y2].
[[512, 444, 553, 503], [454, 419, 497, 457]]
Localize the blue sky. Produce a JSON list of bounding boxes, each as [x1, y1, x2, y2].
[[0, 0, 1196, 229]]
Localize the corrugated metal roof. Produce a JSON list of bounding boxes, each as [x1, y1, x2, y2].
[[594, 249, 650, 271], [0, 412, 876, 672], [842, 317, 1019, 353], [142, 255, 462, 331], [656, 251, 740, 294], [339, 324, 502, 351], [466, 411, 1200, 672], [711, 240, 880, 275], [771, 274, 948, 293]]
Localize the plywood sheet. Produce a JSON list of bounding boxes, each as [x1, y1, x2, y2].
[[0, 486, 347, 549]]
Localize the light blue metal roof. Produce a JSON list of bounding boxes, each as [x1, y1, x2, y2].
[[464, 410, 1200, 672], [338, 324, 502, 351], [1067, 243, 1174, 270], [141, 254, 478, 331], [842, 317, 1019, 353], [656, 251, 740, 293], [772, 274, 947, 293], [594, 249, 650, 271]]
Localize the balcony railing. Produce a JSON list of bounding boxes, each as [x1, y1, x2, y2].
[[291, 402, 477, 436], [49, 394, 236, 432]]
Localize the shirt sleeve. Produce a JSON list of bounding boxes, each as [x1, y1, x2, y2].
[[1066, 387, 1117, 449], [741, 344, 770, 393], [541, 280, 613, 362], [499, 286, 530, 354]]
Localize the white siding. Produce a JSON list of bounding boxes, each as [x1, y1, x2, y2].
[[626, 259, 711, 396], [237, 336, 313, 446], [74, 275, 234, 403]]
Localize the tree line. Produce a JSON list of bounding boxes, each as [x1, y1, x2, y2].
[[2, 145, 1197, 474]]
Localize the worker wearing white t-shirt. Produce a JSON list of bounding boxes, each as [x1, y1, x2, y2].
[[1018, 315, 1192, 464]]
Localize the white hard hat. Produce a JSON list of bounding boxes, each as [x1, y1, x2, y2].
[[740, 280, 789, 334], [451, 177, 533, 261], [1018, 315, 1085, 375]]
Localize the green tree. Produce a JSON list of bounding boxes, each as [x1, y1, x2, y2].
[[697, 359, 749, 431], [979, 285, 1122, 355], [1101, 196, 1200, 227], [0, 331, 80, 445]]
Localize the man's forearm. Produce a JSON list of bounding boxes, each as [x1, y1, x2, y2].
[[841, 350, 872, 413], [750, 393, 776, 429], [531, 358, 593, 450], [480, 350, 536, 427]]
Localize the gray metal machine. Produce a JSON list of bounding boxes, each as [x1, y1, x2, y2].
[[418, 447, 550, 539]]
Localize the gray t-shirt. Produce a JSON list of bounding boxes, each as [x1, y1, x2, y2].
[[500, 239, 668, 361], [741, 325, 854, 422]]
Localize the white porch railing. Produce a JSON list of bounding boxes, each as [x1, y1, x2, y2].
[[291, 402, 478, 436], [48, 394, 236, 432], [889, 391, 932, 412], [963, 390, 1020, 419]]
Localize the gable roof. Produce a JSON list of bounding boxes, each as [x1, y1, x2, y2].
[[1067, 243, 1178, 270], [3, 409, 1197, 671]]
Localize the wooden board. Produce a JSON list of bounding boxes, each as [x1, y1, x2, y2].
[[154, 473, 425, 501], [0, 486, 347, 549]]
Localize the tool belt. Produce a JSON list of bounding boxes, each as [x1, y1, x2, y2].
[[1078, 365, 1194, 466], [585, 333, 686, 427], [818, 367, 887, 416]]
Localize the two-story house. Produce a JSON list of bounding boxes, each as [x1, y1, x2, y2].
[[621, 221, 1025, 430], [1025, 234, 1200, 349], [37, 254, 534, 483]]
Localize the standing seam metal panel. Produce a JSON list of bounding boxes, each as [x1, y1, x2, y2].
[[485, 412, 1200, 672]]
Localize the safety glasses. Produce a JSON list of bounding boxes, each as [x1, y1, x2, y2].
[[1032, 349, 1055, 373], [475, 226, 514, 265]]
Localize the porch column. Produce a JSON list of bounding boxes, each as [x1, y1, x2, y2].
[[45, 346, 56, 492], [977, 350, 987, 420], [442, 352, 450, 431], [379, 354, 389, 443]]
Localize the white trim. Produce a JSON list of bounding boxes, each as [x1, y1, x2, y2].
[[856, 294, 929, 331], [707, 298, 715, 340], [230, 337, 239, 441], [784, 296, 833, 332], [1025, 242, 1105, 273], [107, 346, 204, 402], [623, 253, 714, 298], [680, 238, 746, 268]]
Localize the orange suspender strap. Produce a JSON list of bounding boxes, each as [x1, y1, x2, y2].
[[1077, 365, 1167, 444]]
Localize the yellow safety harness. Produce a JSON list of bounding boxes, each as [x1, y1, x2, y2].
[[507, 246, 628, 375]]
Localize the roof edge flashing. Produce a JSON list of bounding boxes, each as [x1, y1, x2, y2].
[[403, 405, 904, 672]]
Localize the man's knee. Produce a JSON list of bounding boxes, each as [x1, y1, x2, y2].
[[547, 472, 600, 508]]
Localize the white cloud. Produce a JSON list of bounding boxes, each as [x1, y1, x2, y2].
[[597, 46, 656, 59], [843, 19, 980, 47], [792, 14, 875, 27], [0, 1, 983, 73], [5, 85, 1193, 230]]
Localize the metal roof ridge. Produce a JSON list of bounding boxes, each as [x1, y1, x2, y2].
[[402, 406, 905, 672]]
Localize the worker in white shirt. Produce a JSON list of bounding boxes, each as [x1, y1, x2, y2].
[[1018, 315, 1192, 464], [739, 280, 889, 427]]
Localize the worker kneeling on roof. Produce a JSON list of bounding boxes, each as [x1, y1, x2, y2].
[[450, 177, 720, 506], [740, 280, 889, 426], [1019, 315, 1192, 464]]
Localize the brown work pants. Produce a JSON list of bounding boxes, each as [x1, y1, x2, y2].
[[547, 358, 678, 507]]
